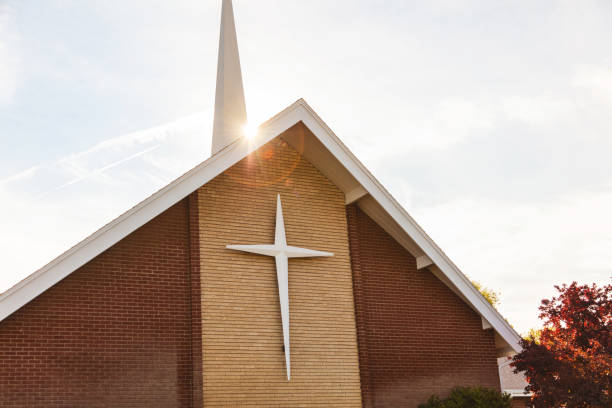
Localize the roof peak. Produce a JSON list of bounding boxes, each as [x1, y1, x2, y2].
[[211, 0, 247, 155], [0, 99, 522, 355]]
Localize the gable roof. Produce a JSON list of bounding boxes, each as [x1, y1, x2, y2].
[[0, 99, 522, 355]]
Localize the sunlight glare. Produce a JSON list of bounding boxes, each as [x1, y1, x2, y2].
[[243, 123, 259, 139]]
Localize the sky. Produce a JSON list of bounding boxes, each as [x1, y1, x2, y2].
[[1, 0, 611, 334]]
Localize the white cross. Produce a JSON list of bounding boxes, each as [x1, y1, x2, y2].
[[226, 194, 334, 380]]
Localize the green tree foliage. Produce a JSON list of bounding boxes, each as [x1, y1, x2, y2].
[[523, 328, 542, 344], [418, 387, 512, 408], [471, 280, 501, 308]]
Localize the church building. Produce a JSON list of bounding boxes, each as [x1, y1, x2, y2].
[[0, 1, 522, 407]]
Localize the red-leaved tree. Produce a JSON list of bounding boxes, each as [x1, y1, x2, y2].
[[512, 281, 612, 408]]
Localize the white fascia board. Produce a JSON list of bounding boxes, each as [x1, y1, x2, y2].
[[0, 101, 304, 323], [293, 100, 522, 353], [0, 98, 523, 355], [504, 389, 532, 397]]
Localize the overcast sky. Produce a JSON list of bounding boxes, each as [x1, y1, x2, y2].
[[1, 0, 611, 334]]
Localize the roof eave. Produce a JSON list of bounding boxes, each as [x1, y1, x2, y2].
[[0, 98, 523, 355]]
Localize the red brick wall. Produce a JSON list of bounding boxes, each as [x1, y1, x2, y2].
[[346, 205, 500, 408], [511, 397, 532, 408], [0, 195, 202, 408]]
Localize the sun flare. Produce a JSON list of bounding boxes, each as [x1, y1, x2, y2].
[[243, 123, 259, 139]]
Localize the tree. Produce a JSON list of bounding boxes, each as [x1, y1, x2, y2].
[[418, 386, 511, 408], [523, 328, 542, 344], [472, 279, 501, 308], [512, 281, 612, 408]]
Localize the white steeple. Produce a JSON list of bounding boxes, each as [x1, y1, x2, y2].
[[211, 0, 247, 155]]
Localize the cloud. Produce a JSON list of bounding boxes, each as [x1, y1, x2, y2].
[[413, 186, 612, 334], [0, 4, 20, 105], [501, 94, 575, 126], [0, 165, 39, 186], [50, 144, 162, 192], [573, 62, 612, 101], [578, 239, 612, 271], [52, 112, 210, 188], [400, 98, 496, 151], [0, 111, 211, 194], [0, 111, 211, 293], [2, 0, 612, 344]]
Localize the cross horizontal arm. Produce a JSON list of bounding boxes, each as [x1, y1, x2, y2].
[[284, 246, 334, 258], [227, 244, 333, 259], [226, 244, 280, 257]]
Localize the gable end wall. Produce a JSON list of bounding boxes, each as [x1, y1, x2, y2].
[[346, 204, 500, 407], [197, 130, 363, 406], [0, 196, 202, 408]]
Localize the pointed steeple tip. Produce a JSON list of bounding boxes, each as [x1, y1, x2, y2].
[[212, 0, 247, 155]]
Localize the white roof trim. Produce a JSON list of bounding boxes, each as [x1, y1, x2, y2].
[[504, 389, 532, 397], [0, 99, 522, 353], [0, 100, 300, 323]]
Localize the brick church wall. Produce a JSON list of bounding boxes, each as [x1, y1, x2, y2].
[[511, 397, 532, 408], [0, 122, 506, 408], [196, 125, 363, 406], [346, 204, 500, 408], [0, 196, 202, 408]]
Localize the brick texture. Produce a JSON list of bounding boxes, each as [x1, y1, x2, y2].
[[188, 192, 204, 407], [346, 204, 500, 408], [0, 196, 202, 407], [511, 397, 532, 408], [0, 121, 505, 407], [197, 125, 363, 406]]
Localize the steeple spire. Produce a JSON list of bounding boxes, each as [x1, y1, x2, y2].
[[212, 0, 247, 155]]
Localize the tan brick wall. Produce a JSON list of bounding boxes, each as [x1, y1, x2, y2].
[[197, 127, 363, 406]]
